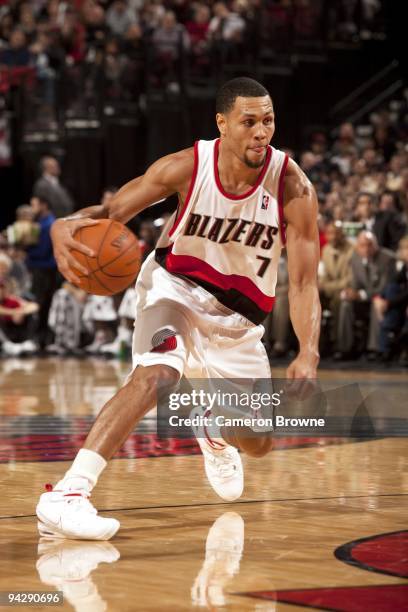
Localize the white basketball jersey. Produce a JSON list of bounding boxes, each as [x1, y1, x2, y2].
[[155, 138, 289, 324]]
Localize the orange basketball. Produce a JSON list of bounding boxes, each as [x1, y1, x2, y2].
[[69, 219, 141, 296]]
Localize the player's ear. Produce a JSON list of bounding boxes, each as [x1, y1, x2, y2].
[[216, 113, 227, 137]]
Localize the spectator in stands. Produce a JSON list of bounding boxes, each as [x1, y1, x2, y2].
[[100, 287, 136, 356], [0, 13, 13, 48], [0, 28, 31, 66], [373, 123, 395, 162], [0, 251, 11, 283], [387, 153, 405, 192], [332, 122, 356, 156], [82, 295, 118, 353], [185, 3, 210, 73], [47, 281, 87, 355], [353, 192, 376, 231], [33, 156, 75, 219], [208, 2, 246, 42], [121, 24, 145, 97], [0, 254, 38, 356], [151, 10, 190, 88], [374, 235, 408, 362], [208, 1, 246, 63], [139, 1, 165, 36], [299, 151, 326, 185], [104, 36, 127, 98], [29, 32, 57, 109], [319, 221, 354, 353], [59, 6, 86, 64], [7, 244, 32, 298], [5, 203, 39, 248], [353, 192, 406, 251], [186, 4, 210, 49], [26, 195, 58, 348], [19, 3, 37, 44], [374, 191, 406, 251], [83, 3, 108, 53], [336, 231, 395, 359], [106, 0, 137, 37]]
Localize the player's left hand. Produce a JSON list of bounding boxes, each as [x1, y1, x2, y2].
[[286, 351, 318, 379], [285, 352, 319, 400]]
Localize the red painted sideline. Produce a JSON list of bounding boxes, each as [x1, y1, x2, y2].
[[240, 584, 408, 611]]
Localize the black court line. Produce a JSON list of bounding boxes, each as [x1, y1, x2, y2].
[[1, 492, 407, 521]]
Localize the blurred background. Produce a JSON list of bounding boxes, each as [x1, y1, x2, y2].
[[0, 0, 407, 367]]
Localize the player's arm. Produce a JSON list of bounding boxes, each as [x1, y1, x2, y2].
[[51, 149, 194, 284], [284, 159, 321, 378]]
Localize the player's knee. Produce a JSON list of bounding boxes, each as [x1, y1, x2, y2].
[[154, 364, 180, 391], [128, 364, 179, 397]]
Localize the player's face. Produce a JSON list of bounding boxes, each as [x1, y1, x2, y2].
[[217, 96, 275, 169]]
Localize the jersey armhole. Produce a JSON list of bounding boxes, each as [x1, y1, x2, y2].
[[277, 153, 289, 246], [168, 141, 199, 238]]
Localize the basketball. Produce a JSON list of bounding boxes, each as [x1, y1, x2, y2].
[[69, 219, 141, 296]]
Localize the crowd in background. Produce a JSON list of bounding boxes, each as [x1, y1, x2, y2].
[[1, 90, 407, 365], [0, 0, 405, 366], [0, 0, 386, 122]]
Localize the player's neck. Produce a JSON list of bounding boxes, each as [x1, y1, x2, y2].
[[217, 141, 265, 196]]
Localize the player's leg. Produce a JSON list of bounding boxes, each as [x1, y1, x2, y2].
[[36, 363, 179, 541], [82, 363, 178, 459], [37, 256, 190, 540], [221, 342, 275, 458], [191, 321, 274, 502], [187, 311, 269, 500]]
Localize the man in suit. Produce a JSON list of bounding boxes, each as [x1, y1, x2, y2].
[[337, 231, 395, 358], [33, 156, 75, 219], [319, 221, 354, 352]]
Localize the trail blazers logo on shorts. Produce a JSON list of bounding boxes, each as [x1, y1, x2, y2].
[[151, 328, 177, 352], [261, 194, 270, 210]]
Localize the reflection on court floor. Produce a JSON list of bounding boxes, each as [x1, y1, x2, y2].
[[0, 358, 406, 611]]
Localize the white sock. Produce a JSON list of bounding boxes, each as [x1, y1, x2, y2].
[[56, 449, 107, 491]]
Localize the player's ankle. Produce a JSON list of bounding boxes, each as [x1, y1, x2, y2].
[[55, 475, 92, 493], [57, 448, 107, 492]]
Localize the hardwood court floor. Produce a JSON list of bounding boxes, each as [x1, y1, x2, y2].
[[0, 357, 407, 611]]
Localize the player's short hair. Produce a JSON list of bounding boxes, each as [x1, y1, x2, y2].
[[216, 77, 271, 114]]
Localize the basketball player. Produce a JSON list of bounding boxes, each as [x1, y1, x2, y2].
[[36, 78, 320, 540]]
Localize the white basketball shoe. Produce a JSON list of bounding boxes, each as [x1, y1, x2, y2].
[[36, 479, 120, 541], [191, 408, 244, 502]]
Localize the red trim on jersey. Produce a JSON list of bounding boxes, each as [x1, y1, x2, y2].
[[165, 248, 275, 312], [169, 141, 199, 238], [278, 154, 289, 245], [213, 139, 272, 201]]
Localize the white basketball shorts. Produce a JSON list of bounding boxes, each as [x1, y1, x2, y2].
[[130, 252, 271, 380]]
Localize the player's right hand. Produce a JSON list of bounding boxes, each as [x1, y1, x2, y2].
[[51, 217, 99, 284]]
